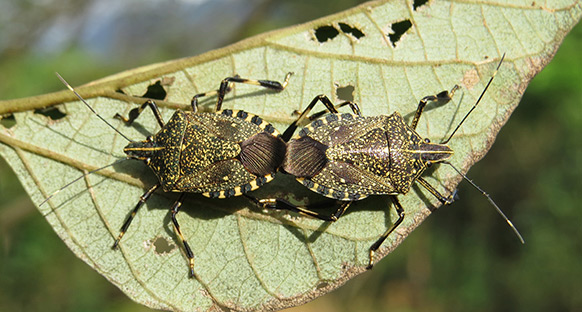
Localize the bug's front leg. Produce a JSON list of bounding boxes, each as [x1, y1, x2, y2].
[[416, 177, 455, 205], [114, 100, 166, 128], [410, 85, 460, 131]]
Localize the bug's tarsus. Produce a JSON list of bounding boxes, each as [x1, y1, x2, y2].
[[450, 189, 460, 202]]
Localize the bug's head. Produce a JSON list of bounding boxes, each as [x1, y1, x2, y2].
[[123, 136, 160, 162], [419, 138, 453, 166]]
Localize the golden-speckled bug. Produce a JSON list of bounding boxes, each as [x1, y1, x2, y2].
[[248, 55, 523, 268], [48, 73, 291, 277]]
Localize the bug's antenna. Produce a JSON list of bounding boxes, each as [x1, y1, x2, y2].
[[442, 53, 506, 144], [444, 161, 525, 244], [56, 73, 133, 142], [39, 158, 129, 207]]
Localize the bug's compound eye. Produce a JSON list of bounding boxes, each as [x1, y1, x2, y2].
[[146, 136, 154, 142], [426, 161, 433, 167], [424, 138, 431, 143]]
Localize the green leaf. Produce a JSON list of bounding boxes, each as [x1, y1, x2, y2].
[[0, 1, 580, 311]]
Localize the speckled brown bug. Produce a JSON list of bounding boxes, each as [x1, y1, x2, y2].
[[48, 73, 291, 277], [249, 55, 523, 268]]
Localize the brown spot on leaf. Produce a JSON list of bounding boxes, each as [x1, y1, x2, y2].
[[462, 68, 480, 90]]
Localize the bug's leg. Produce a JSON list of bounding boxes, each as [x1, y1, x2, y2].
[[410, 85, 460, 130], [114, 100, 165, 128], [416, 177, 455, 205], [282, 94, 361, 141], [191, 72, 293, 112], [169, 193, 196, 278], [305, 100, 362, 121], [367, 195, 405, 269], [244, 194, 351, 222], [113, 183, 161, 249]]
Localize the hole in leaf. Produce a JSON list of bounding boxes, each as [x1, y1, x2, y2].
[[153, 236, 176, 254], [338, 23, 365, 39], [314, 25, 340, 43], [0, 114, 16, 128], [336, 85, 355, 102], [413, 0, 429, 10], [388, 19, 413, 47], [142, 81, 167, 100], [34, 106, 67, 120]]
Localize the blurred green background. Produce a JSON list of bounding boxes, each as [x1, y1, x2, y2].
[[0, 1, 580, 311]]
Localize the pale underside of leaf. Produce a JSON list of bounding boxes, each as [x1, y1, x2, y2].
[[0, 0, 580, 311]]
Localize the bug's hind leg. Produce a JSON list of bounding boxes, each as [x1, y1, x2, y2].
[[281, 94, 361, 142], [169, 193, 197, 278], [367, 195, 405, 269], [244, 194, 352, 222], [191, 72, 293, 112]]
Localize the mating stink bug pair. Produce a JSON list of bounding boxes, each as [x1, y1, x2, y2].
[[48, 54, 522, 277]]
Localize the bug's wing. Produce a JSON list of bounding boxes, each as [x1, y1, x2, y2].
[[175, 111, 283, 197], [307, 114, 387, 146], [240, 132, 286, 177], [177, 159, 266, 197], [301, 160, 398, 201]]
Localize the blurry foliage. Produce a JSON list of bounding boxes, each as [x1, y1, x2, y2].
[[0, 0, 581, 311]]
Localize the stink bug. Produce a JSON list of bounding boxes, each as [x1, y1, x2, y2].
[[248, 54, 524, 268], [45, 73, 292, 277]]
